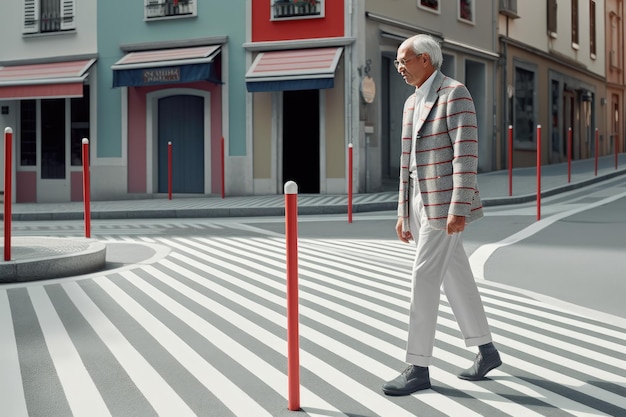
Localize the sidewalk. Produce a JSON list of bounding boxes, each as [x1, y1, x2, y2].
[[4, 153, 626, 222]]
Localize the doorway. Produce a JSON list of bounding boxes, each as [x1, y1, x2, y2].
[[158, 95, 204, 193], [563, 90, 576, 159], [282, 89, 319, 193]]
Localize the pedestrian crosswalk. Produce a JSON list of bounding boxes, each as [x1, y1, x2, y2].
[[0, 235, 624, 416]]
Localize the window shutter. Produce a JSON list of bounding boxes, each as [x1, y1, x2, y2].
[[23, 0, 39, 34], [60, 0, 76, 30], [547, 0, 557, 36]]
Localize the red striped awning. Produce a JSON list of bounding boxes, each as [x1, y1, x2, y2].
[[0, 59, 95, 100], [112, 45, 221, 69], [246, 47, 343, 81]]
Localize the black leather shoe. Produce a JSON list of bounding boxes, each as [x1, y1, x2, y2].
[[382, 365, 431, 396], [458, 350, 502, 381]]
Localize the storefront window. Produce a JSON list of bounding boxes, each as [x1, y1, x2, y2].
[[514, 66, 536, 146], [41, 98, 65, 179], [20, 100, 37, 166]]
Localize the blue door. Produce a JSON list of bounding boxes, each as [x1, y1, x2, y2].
[[158, 95, 204, 193]]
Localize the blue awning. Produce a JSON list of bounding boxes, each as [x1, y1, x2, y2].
[[246, 47, 342, 92], [246, 77, 334, 92], [112, 45, 221, 88]]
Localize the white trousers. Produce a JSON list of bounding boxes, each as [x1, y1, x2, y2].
[[405, 180, 492, 367]]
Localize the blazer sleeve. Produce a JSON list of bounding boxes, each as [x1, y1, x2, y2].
[[445, 84, 479, 217], [397, 95, 414, 231]]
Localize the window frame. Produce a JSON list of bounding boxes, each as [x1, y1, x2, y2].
[[589, 0, 596, 59], [23, 0, 76, 35], [571, 0, 579, 49], [144, 0, 197, 21], [547, 0, 558, 38], [417, 0, 440, 14], [458, 0, 475, 25], [270, 0, 325, 21], [609, 11, 622, 71]]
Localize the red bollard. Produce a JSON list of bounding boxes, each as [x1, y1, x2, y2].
[[567, 127, 572, 183], [348, 143, 353, 223], [221, 137, 225, 199], [536, 124, 541, 221], [508, 125, 513, 196], [4, 127, 13, 261], [615, 133, 619, 170], [82, 138, 91, 238], [594, 128, 599, 177], [168, 141, 172, 200], [284, 181, 300, 411]]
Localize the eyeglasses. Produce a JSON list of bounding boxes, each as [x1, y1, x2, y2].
[[393, 54, 423, 69]]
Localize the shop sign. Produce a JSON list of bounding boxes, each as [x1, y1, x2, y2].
[[143, 67, 181, 84]]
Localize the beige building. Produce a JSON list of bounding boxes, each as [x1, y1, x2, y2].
[[497, 0, 607, 169], [605, 0, 625, 157]]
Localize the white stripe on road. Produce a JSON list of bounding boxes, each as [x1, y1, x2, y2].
[[0, 290, 29, 417], [124, 267, 347, 417], [166, 236, 626, 415], [28, 286, 112, 417], [159, 250, 479, 417], [62, 281, 195, 417], [94, 276, 273, 417]]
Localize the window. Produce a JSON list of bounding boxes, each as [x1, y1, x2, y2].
[[609, 11, 622, 69], [20, 101, 37, 166], [547, 0, 557, 37], [458, 0, 474, 23], [271, 0, 323, 20], [23, 0, 75, 34], [590, 1, 596, 58], [418, 0, 440, 13], [514, 65, 536, 148], [571, 0, 579, 48], [145, 0, 196, 20]]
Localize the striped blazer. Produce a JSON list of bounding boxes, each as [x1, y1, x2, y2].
[[397, 71, 483, 231]]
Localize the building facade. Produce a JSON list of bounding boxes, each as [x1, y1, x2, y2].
[[1, 1, 624, 203], [606, 0, 625, 157], [94, 0, 246, 200], [0, 0, 97, 203], [497, 0, 607, 169], [360, 0, 499, 193], [245, 0, 355, 195]]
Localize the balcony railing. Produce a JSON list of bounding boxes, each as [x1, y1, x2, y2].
[[272, 0, 321, 19], [146, 0, 195, 19]]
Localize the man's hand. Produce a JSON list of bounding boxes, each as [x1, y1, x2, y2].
[[396, 217, 413, 243], [446, 215, 466, 235]]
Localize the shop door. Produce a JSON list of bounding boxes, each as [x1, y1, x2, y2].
[[38, 99, 68, 202], [563, 91, 576, 159], [282, 90, 319, 193], [158, 95, 204, 193]]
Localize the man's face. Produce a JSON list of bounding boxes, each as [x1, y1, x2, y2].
[[395, 44, 431, 88]]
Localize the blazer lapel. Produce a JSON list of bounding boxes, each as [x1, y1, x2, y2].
[[413, 72, 445, 136]]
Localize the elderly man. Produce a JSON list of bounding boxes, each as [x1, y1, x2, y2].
[[382, 34, 502, 396]]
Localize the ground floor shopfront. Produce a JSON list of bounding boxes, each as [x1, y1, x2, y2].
[[245, 41, 353, 195], [498, 39, 607, 170], [0, 58, 96, 203]]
